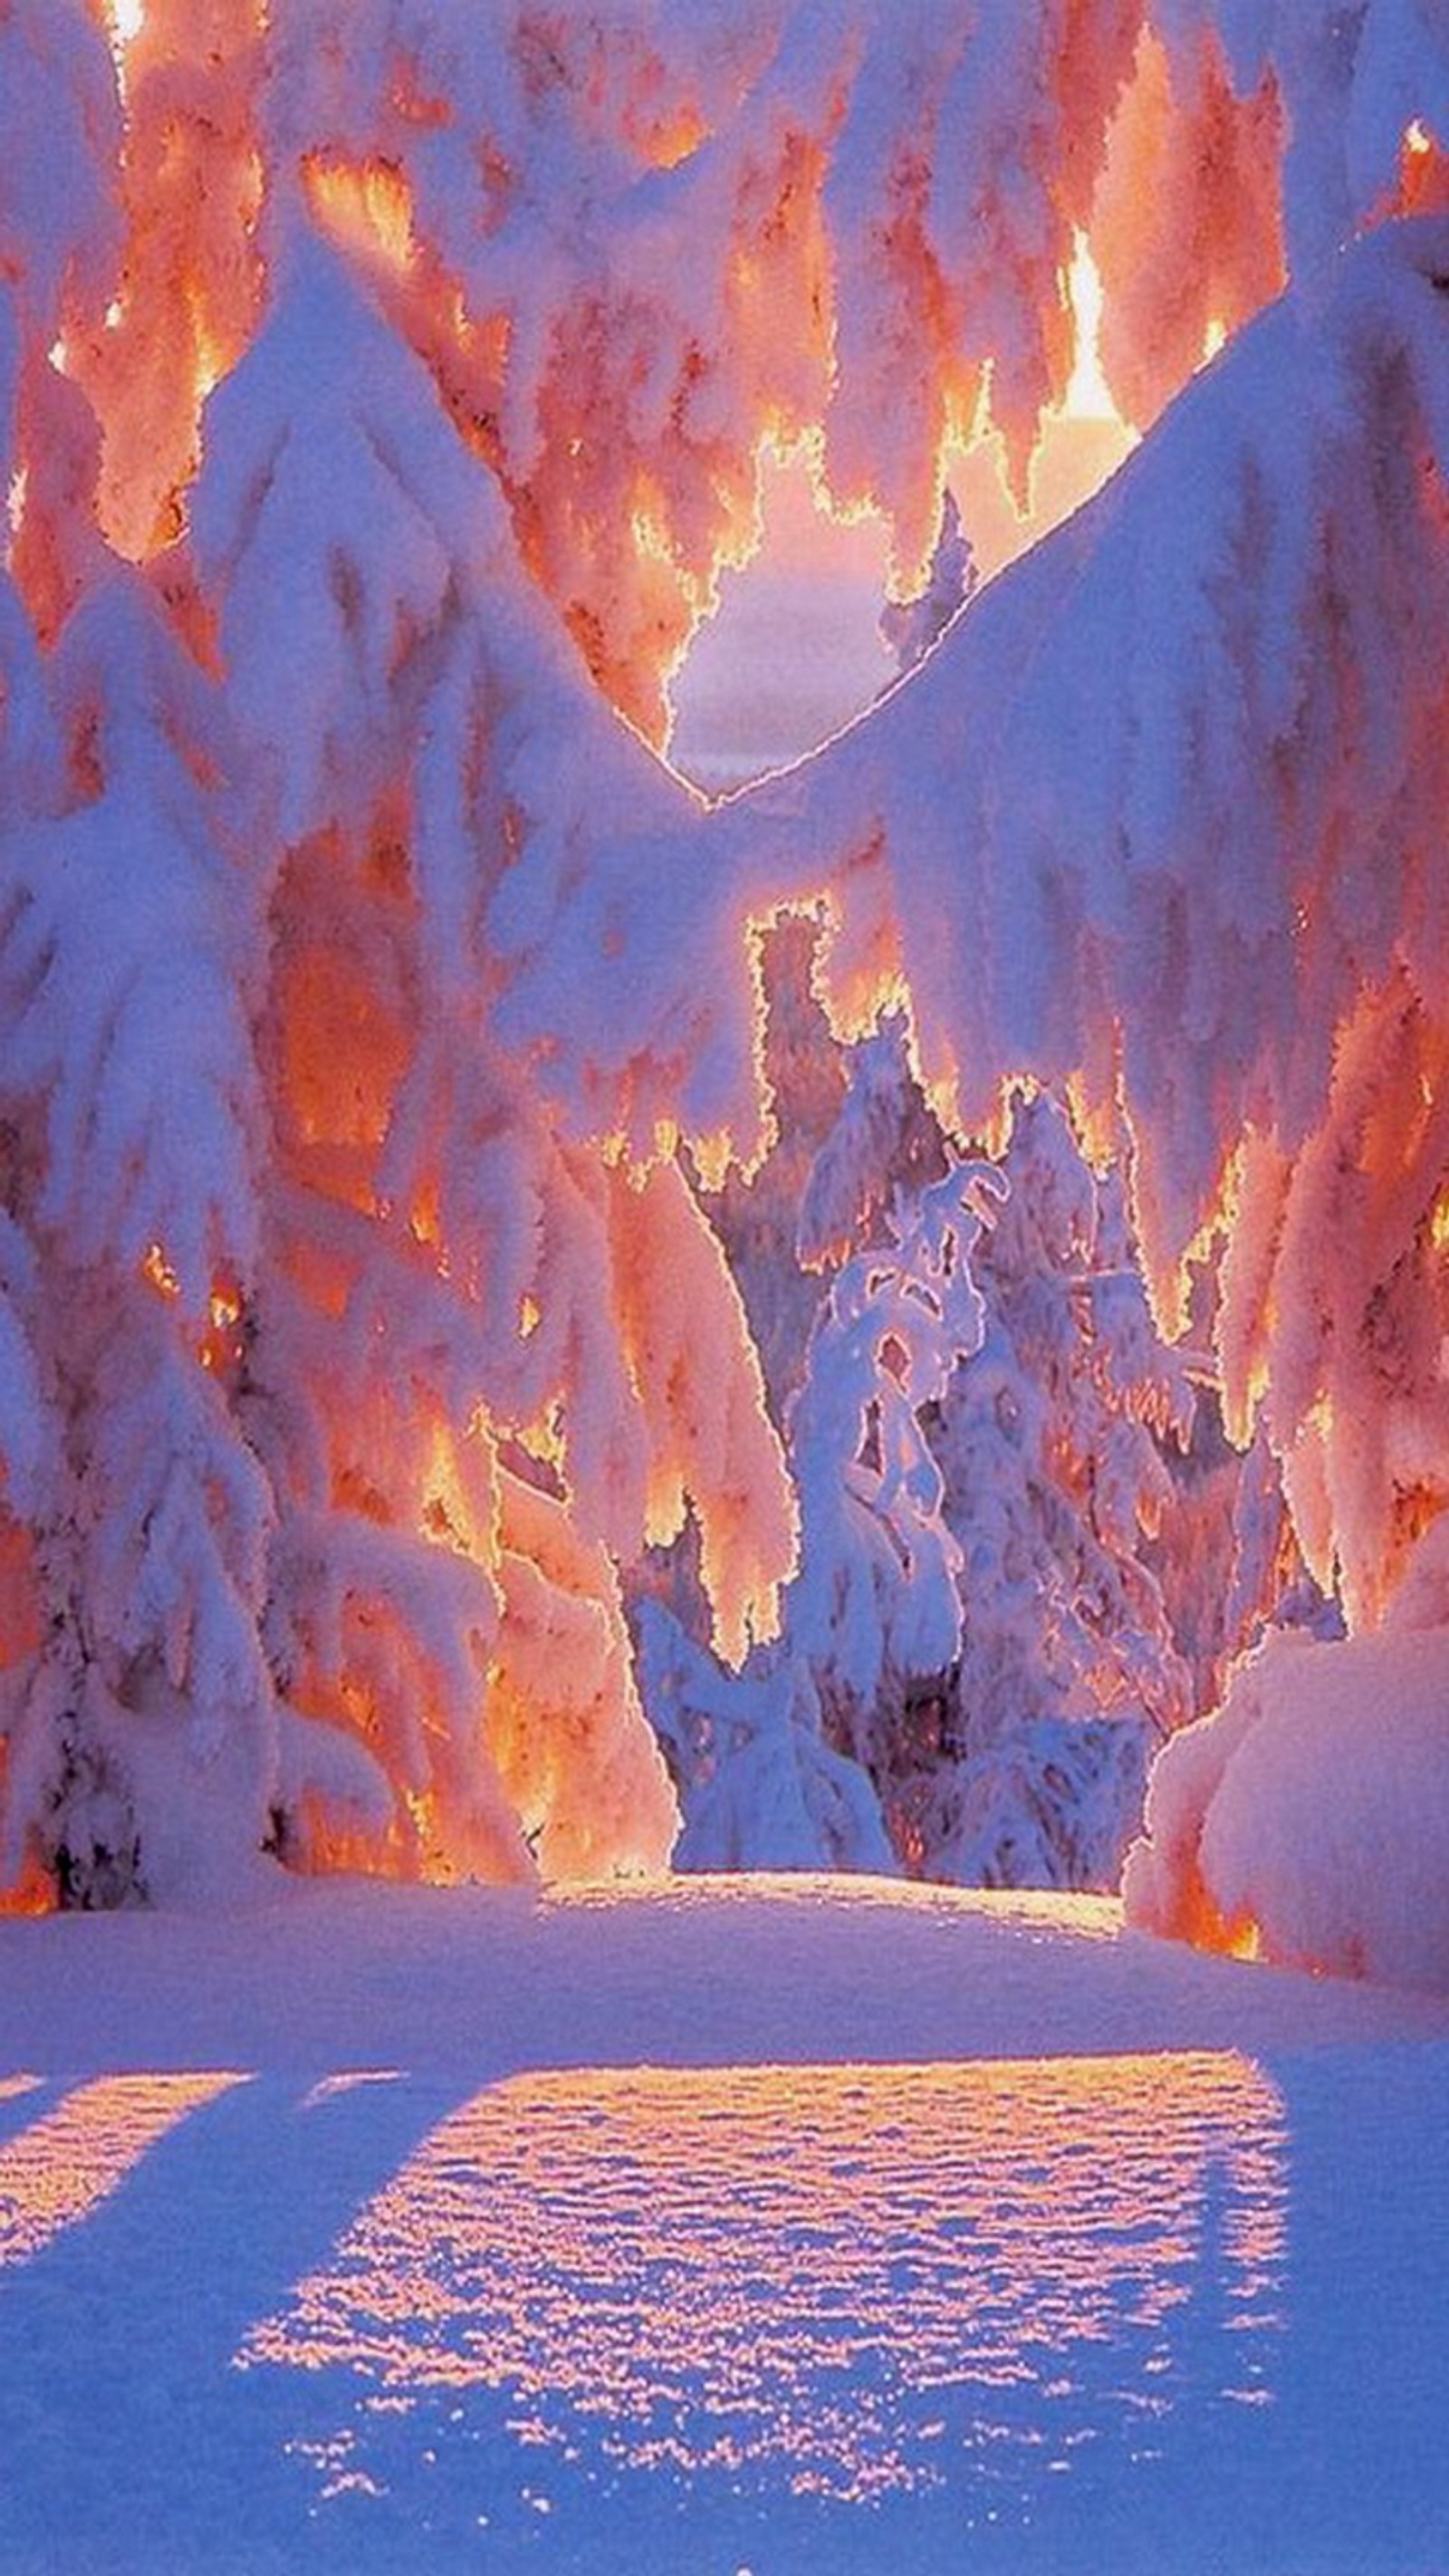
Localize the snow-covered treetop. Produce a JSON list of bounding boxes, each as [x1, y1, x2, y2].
[[3, 2, 1442, 735], [8, 0, 1430, 733], [504, 195, 1449, 1626]]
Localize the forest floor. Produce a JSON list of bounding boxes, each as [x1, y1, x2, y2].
[[0, 1873, 1446, 2574]]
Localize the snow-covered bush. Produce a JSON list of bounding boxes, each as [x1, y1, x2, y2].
[[635, 1601, 896, 1875], [1123, 1612, 1449, 1995]]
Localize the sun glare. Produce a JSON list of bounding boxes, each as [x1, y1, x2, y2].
[[141, 1242, 181, 1301], [304, 157, 418, 278], [105, 0, 144, 72], [1062, 233, 1119, 424]]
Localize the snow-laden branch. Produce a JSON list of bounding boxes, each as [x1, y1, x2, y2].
[[705, 215, 1449, 1626]]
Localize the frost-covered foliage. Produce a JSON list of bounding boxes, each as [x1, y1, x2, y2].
[[704, 915, 857, 1418], [787, 1169, 993, 1707], [705, 205, 1449, 1970], [2, 0, 1449, 1961], [143, 0, 1445, 738], [1147, 1407, 1340, 1724], [635, 1601, 896, 1875], [646, 1037, 1201, 1896], [915, 1095, 1193, 1889], [638, 1163, 990, 1876], [0, 310, 744, 1902], [0, 0, 810, 1907], [718, 214, 1449, 1631]]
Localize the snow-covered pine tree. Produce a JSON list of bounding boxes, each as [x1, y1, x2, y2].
[[638, 1159, 991, 1875], [639, 1013, 1196, 1898], [739, 1027, 1195, 1893], [1, 0, 801, 1903], [896, 1091, 1195, 1890], [878, 491, 976, 678]]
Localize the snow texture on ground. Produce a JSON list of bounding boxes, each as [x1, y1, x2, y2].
[[0, 1875, 1446, 2574]]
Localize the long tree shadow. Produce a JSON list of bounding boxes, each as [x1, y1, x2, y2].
[[1246, 2043, 1449, 2576], [0, 2067, 465, 2575]]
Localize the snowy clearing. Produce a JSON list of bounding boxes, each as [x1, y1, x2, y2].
[[1, 1876, 1446, 2574]]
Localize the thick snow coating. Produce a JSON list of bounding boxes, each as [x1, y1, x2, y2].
[[1126, 1552, 1449, 1990], [1, 0, 1449, 2000], [640, 1060, 1201, 1898]]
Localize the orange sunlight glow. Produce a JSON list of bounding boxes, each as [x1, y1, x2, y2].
[[0, 1850, 52, 1917], [1062, 232, 1119, 424], [304, 158, 418, 278], [141, 1242, 180, 1302], [635, 100, 709, 172], [950, 236, 1137, 582], [190, 322, 231, 411], [1395, 115, 1449, 217], [104, 0, 145, 60], [676, 242, 1140, 790], [198, 1277, 245, 1377], [243, 2052, 1286, 2503], [420, 1418, 498, 1564], [0, 2072, 246, 2265]]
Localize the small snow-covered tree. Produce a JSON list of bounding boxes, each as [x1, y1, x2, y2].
[[643, 1020, 1198, 1894], [878, 491, 976, 677], [639, 1163, 989, 1875], [802, 1056, 1195, 1892], [913, 1092, 1194, 1889]]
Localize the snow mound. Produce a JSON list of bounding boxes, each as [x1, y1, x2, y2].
[[1124, 1624, 1449, 1995]]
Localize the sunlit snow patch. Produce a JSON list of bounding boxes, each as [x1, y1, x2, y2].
[[241, 2052, 1284, 2542], [0, 2071, 247, 2266]]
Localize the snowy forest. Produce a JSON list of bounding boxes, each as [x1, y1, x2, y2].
[[2, 0, 1448, 1994]]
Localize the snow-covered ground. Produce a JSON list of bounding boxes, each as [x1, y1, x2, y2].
[[1, 1876, 1446, 2574]]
